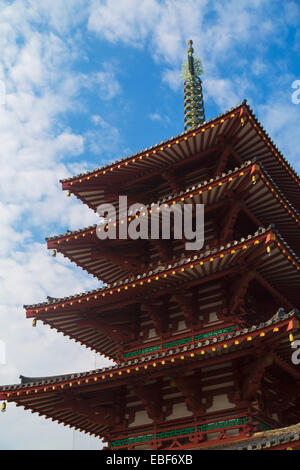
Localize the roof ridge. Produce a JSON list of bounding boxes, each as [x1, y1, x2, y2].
[[1, 307, 298, 391], [59, 102, 246, 183], [47, 159, 256, 242], [25, 225, 294, 310]]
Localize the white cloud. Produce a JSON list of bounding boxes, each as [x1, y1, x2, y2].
[[85, 115, 122, 157], [162, 68, 181, 91], [87, 0, 295, 113], [0, 0, 113, 450], [88, 0, 279, 65], [148, 112, 171, 128], [88, 0, 160, 46], [94, 65, 122, 100], [283, 1, 300, 28], [205, 78, 241, 111], [27, 0, 89, 34], [0, 0, 299, 451], [87, 0, 300, 180], [257, 99, 300, 173], [149, 112, 162, 122], [0, 242, 112, 450]]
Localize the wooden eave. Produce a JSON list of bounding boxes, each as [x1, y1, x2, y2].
[[198, 423, 300, 450], [1, 310, 299, 440], [60, 101, 300, 213], [24, 228, 300, 359], [47, 160, 300, 284]]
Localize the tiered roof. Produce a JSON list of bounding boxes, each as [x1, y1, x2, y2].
[[25, 227, 300, 359], [201, 423, 300, 450], [61, 102, 300, 213], [2, 93, 300, 450], [1, 309, 299, 444], [47, 160, 300, 283]]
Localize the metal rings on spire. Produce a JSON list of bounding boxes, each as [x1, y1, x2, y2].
[[181, 40, 206, 131]]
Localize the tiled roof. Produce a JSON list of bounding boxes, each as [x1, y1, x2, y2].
[[1, 307, 298, 393], [60, 101, 300, 187], [60, 102, 249, 184], [23, 226, 300, 311], [59, 101, 300, 214], [205, 423, 300, 450], [44, 158, 300, 286], [47, 160, 254, 241], [46, 158, 300, 243]]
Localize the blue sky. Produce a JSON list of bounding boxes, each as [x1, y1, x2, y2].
[[0, 0, 299, 450]]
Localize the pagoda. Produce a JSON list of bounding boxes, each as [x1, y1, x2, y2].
[[1, 41, 300, 451]]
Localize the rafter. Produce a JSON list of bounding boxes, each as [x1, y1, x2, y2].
[[242, 352, 273, 400], [76, 317, 131, 343], [255, 271, 294, 310], [229, 269, 256, 314], [176, 292, 199, 328], [218, 201, 241, 243], [103, 185, 139, 206], [120, 146, 220, 189], [150, 239, 173, 261], [91, 247, 145, 273], [134, 381, 164, 422], [213, 145, 231, 177], [174, 375, 203, 413], [270, 352, 300, 381], [161, 169, 182, 193], [143, 302, 169, 336], [55, 397, 115, 427]]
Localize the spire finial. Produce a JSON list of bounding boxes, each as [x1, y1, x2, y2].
[[187, 39, 194, 54], [181, 40, 206, 131]]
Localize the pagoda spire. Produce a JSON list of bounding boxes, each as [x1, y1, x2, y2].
[[181, 40, 205, 131]]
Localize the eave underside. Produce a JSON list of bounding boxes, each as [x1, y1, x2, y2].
[[47, 160, 300, 285], [60, 102, 300, 214], [1, 310, 300, 447], [24, 228, 300, 360]]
